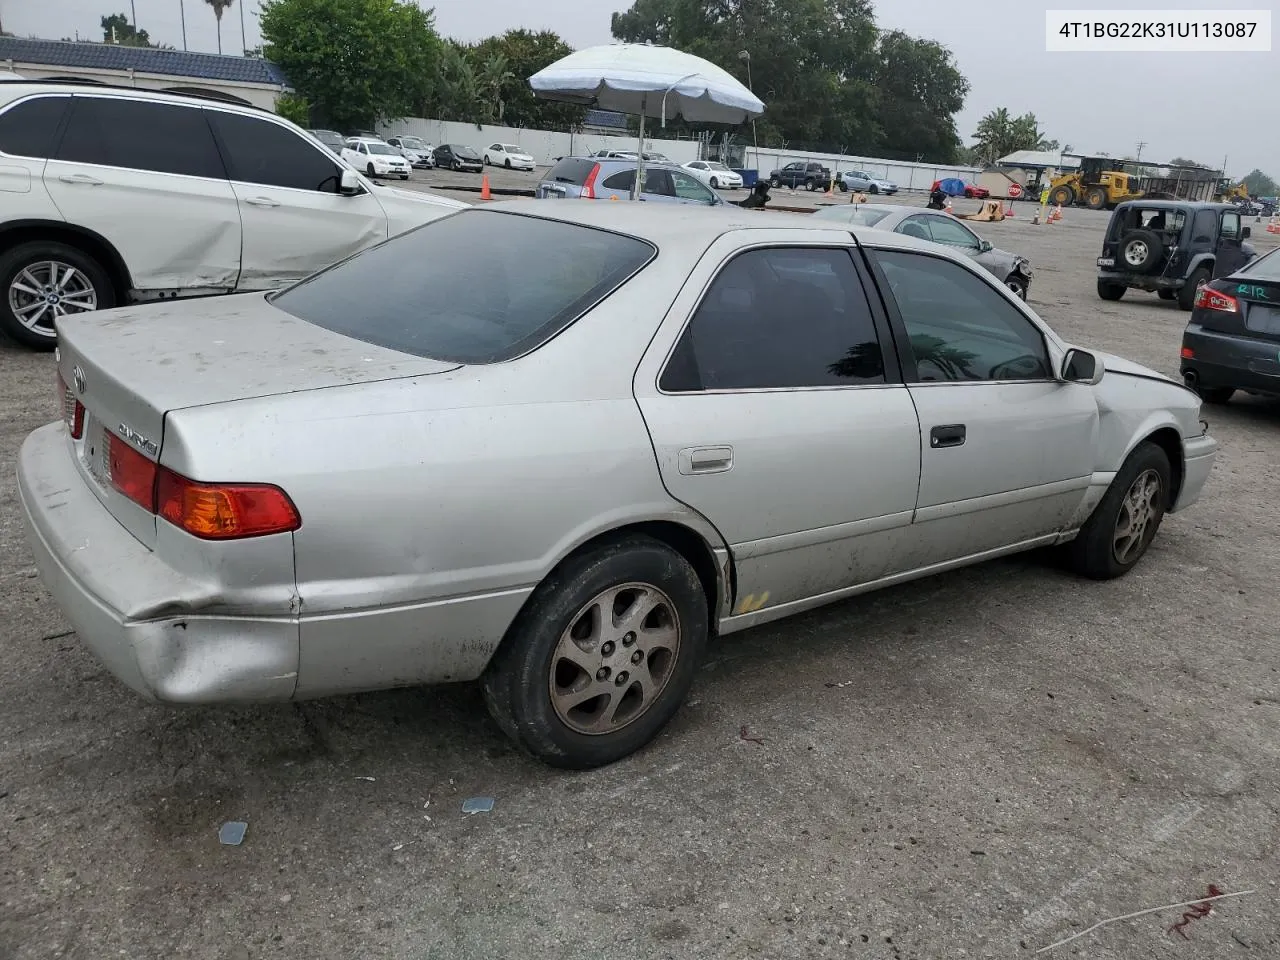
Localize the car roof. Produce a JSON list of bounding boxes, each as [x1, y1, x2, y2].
[[479, 199, 969, 260], [0, 79, 272, 117], [1116, 199, 1237, 211]]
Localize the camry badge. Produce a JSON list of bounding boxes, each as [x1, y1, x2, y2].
[[72, 365, 86, 395]]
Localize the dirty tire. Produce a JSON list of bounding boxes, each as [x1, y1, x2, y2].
[[1196, 385, 1234, 404], [481, 535, 709, 770], [1005, 275, 1029, 300], [1085, 186, 1107, 210], [1050, 185, 1075, 207], [0, 240, 115, 350], [1158, 288, 1176, 300], [1064, 441, 1171, 580], [366, 162, 375, 177], [1119, 230, 1163, 273], [869, 183, 879, 195], [1178, 267, 1211, 311], [769, 175, 781, 188], [1097, 280, 1126, 301]]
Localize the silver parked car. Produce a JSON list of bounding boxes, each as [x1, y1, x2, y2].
[[813, 203, 1034, 298], [837, 169, 898, 195], [19, 203, 1217, 769], [536, 157, 722, 206]]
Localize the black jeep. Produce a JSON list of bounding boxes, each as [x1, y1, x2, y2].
[[1096, 201, 1256, 310]]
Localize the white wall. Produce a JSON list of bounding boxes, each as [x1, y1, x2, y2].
[[379, 117, 980, 190]]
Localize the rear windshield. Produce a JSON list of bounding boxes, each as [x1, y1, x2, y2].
[[270, 211, 656, 363], [544, 157, 597, 184], [1241, 248, 1280, 282]]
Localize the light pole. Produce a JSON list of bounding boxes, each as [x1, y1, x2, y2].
[[179, 0, 188, 50], [738, 50, 759, 176]]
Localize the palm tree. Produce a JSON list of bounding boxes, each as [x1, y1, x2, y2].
[[478, 54, 515, 123], [203, 0, 234, 55]]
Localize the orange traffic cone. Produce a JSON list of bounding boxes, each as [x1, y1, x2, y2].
[[1267, 216, 1280, 235], [480, 174, 492, 201], [1005, 202, 1015, 217]]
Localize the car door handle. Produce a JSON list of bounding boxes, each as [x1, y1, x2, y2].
[[244, 196, 281, 207], [57, 174, 103, 186], [679, 446, 733, 475], [929, 424, 966, 449]]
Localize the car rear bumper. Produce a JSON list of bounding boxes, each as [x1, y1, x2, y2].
[[1099, 270, 1181, 290], [1174, 433, 1218, 512], [1181, 324, 1280, 395], [18, 423, 300, 704]]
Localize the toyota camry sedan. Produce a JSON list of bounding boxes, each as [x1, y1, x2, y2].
[[19, 203, 1218, 770]]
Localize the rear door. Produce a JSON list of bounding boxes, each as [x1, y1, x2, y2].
[[865, 246, 1098, 567], [44, 93, 241, 293], [207, 109, 390, 290], [634, 235, 923, 619]]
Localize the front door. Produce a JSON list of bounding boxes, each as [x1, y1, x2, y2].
[[635, 238, 922, 618], [865, 247, 1099, 568], [1214, 209, 1251, 278], [206, 109, 390, 290]]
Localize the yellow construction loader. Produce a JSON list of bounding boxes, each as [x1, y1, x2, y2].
[[1214, 179, 1249, 202], [1047, 157, 1140, 210]]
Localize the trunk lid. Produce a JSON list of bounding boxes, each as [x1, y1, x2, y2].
[[55, 293, 460, 546]]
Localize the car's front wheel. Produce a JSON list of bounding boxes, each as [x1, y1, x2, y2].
[[1005, 275, 1029, 300], [1064, 441, 1171, 580], [366, 162, 376, 177], [869, 184, 879, 195], [0, 241, 115, 349], [504, 158, 512, 169], [482, 535, 709, 769], [710, 176, 719, 189]]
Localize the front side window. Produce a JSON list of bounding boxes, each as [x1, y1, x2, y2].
[[660, 247, 886, 392], [1221, 211, 1241, 240], [872, 249, 1050, 383], [271, 210, 655, 363], [56, 96, 224, 179], [0, 95, 70, 159], [918, 215, 981, 251], [670, 170, 715, 203], [208, 110, 342, 192]]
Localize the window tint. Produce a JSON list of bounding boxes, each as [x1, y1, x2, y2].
[[920, 215, 980, 249], [56, 96, 223, 178], [873, 249, 1050, 383], [660, 248, 886, 392], [208, 110, 341, 191], [601, 169, 636, 192], [271, 210, 655, 363], [1192, 209, 1217, 242], [0, 96, 69, 159], [671, 170, 714, 202]]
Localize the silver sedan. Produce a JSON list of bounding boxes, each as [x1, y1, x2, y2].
[[813, 202, 1034, 299], [19, 203, 1218, 769]]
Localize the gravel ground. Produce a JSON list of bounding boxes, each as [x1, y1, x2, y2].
[[2, 192, 1279, 960]]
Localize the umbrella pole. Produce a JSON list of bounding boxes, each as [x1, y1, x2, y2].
[[633, 99, 646, 202]]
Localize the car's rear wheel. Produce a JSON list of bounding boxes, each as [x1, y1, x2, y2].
[[1178, 267, 1210, 311], [0, 241, 115, 350], [805, 179, 818, 192], [1195, 385, 1235, 404], [1097, 280, 1126, 301], [837, 180, 848, 192], [482, 535, 709, 769], [1064, 442, 1171, 580]]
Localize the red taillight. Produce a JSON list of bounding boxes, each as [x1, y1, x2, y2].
[[104, 429, 300, 539], [105, 430, 157, 510], [1181, 346, 1195, 359], [1194, 286, 1238, 313], [156, 471, 300, 540], [57, 371, 85, 440], [581, 163, 601, 199]]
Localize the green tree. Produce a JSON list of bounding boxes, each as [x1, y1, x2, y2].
[[261, 0, 443, 132], [203, 0, 235, 55], [423, 41, 479, 122], [1242, 168, 1278, 195], [872, 31, 968, 163], [459, 30, 586, 130], [971, 108, 1055, 165], [101, 13, 152, 47], [274, 92, 311, 126]]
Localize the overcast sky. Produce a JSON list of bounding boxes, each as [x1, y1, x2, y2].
[[2, 0, 1276, 174]]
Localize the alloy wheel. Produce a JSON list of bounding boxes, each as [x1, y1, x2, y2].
[[7, 260, 99, 335], [1113, 468, 1162, 564], [548, 582, 681, 735], [1124, 241, 1148, 266]]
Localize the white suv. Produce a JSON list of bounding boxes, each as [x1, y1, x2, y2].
[[0, 82, 465, 349], [340, 137, 412, 180]]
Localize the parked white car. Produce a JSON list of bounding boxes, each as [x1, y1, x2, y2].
[[341, 137, 411, 180], [385, 135, 435, 169], [682, 160, 743, 190], [0, 82, 466, 349], [483, 143, 536, 171]]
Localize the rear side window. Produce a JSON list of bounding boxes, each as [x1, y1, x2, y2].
[[207, 110, 342, 192], [270, 210, 656, 363], [545, 157, 597, 185], [0, 95, 69, 159], [660, 247, 886, 392], [56, 97, 224, 178]]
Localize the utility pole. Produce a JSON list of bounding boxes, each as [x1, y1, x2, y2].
[[1135, 140, 1146, 161], [180, 0, 188, 50], [240, 0, 248, 55], [130, 0, 137, 33]]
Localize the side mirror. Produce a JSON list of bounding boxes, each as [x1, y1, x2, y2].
[[339, 169, 362, 195], [1242, 226, 1252, 238], [979, 239, 994, 253], [1061, 348, 1103, 385]]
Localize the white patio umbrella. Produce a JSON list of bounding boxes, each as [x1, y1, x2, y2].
[[529, 43, 764, 199]]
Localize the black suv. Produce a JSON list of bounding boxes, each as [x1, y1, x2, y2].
[[1096, 201, 1255, 310], [769, 161, 831, 192]]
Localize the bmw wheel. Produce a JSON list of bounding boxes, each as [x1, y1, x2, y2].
[[0, 241, 116, 350], [482, 534, 709, 769]]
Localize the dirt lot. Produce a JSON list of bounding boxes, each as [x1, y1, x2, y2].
[[2, 193, 1279, 960]]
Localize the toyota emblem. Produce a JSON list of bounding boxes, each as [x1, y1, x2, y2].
[[72, 365, 86, 395]]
